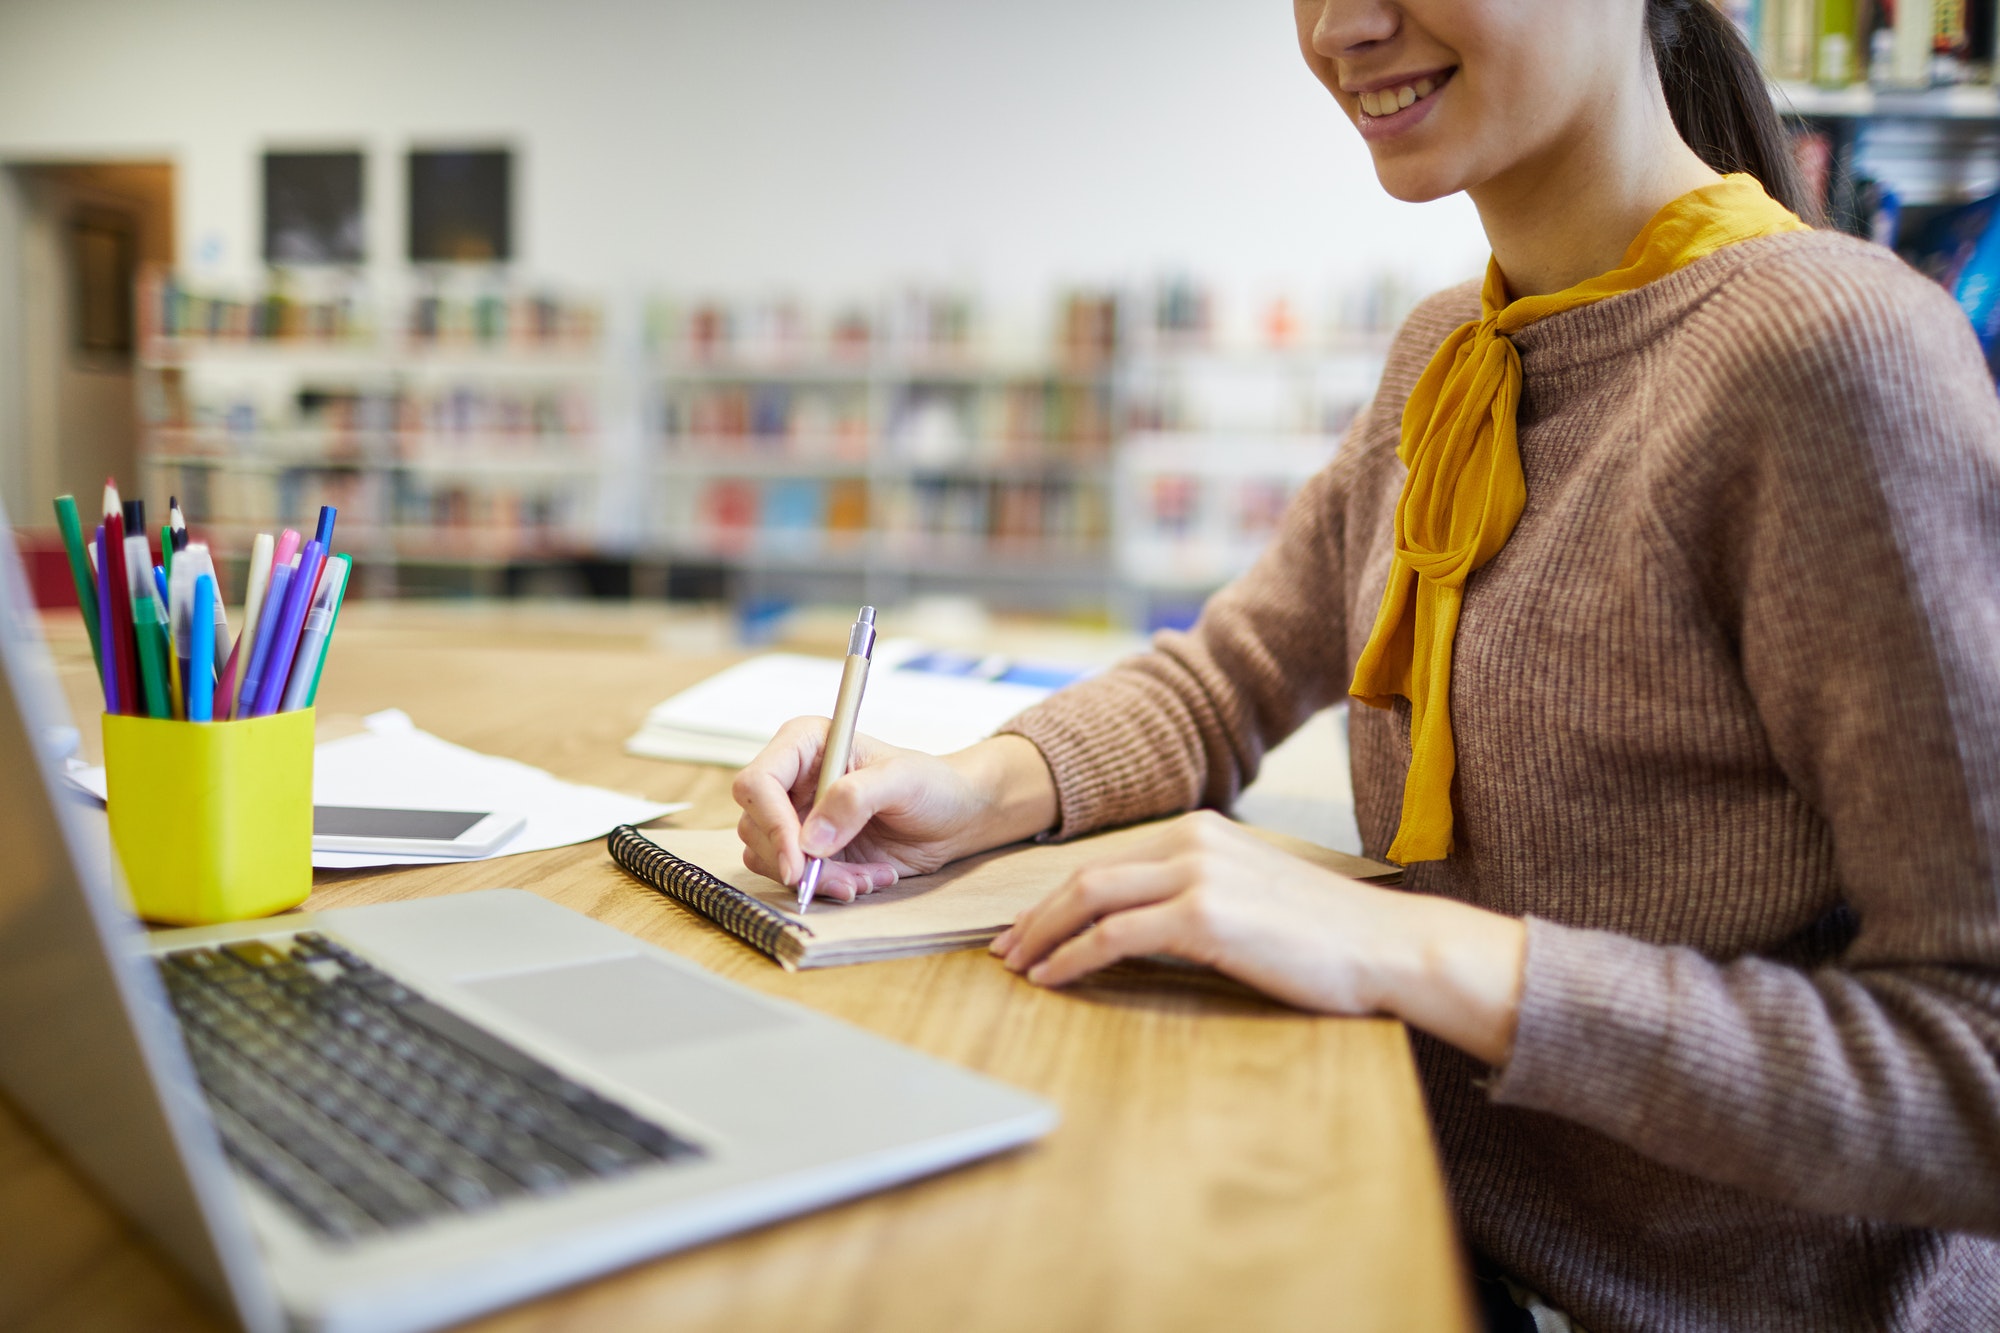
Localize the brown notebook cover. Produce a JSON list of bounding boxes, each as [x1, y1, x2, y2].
[[608, 820, 1400, 971]]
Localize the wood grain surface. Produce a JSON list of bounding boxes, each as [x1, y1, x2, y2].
[[1, 605, 1473, 1333]]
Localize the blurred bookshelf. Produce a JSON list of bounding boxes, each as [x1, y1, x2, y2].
[[645, 282, 1392, 629], [1749, 4, 2000, 248], [645, 289, 1119, 619], [138, 271, 609, 596], [136, 272, 1397, 625], [1743, 2, 2000, 378]]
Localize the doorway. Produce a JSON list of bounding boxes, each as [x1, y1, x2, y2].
[[0, 160, 173, 598]]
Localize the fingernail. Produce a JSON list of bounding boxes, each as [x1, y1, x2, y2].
[[1026, 963, 1050, 984], [989, 930, 1012, 955], [801, 818, 836, 855]]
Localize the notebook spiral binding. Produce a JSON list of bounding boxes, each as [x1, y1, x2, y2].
[[606, 825, 809, 961]]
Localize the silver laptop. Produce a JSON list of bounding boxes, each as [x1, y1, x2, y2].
[[0, 498, 1055, 1333]]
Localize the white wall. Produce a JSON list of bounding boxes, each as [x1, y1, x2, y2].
[[0, 0, 1489, 337]]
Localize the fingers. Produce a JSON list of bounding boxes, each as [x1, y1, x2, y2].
[[995, 856, 1197, 975], [800, 758, 923, 859], [807, 858, 899, 903], [1025, 898, 1193, 988], [738, 814, 896, 901], [732, 717, 830, 886]]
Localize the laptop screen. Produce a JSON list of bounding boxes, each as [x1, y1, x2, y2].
[[0, 493, 281, 1330]]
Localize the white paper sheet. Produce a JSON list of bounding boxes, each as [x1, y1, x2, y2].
[[70, 709, 687, 869], [625, 641, 1068, 766]]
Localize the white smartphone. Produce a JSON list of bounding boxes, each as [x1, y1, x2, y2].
[[312, 806, 525, 858]]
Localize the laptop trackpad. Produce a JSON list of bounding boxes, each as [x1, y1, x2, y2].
[[459, 955, 790, 1056]]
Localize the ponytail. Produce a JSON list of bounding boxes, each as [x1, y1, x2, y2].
[[1646, 0, 1822, 225]]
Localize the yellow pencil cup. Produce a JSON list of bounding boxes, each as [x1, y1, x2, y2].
[[103, 709, 315, 926]]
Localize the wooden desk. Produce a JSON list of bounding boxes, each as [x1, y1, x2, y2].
[[2, 605, 1472, 1333]]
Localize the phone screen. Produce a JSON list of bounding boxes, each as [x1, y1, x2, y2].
[[312, 806, 488, 840]]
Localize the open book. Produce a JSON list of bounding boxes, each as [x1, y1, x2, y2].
[[607, 820, 1400, 970]]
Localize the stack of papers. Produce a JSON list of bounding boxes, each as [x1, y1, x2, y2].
[[625, 640, 1091, 766]]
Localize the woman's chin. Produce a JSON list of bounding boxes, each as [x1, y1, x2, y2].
[[1367, 156, 1471, 206]]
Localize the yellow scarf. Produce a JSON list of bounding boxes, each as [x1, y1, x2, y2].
[[1349, 173, 1805, 865]]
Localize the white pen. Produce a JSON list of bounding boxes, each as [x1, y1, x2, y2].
[[279, 558, 348, 713], [797, 605, 877, 913]]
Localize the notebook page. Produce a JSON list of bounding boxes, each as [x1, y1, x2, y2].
[[632, 823, 1398, 963]]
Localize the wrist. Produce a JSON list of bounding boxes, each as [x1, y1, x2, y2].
[[944, 734, 1059, 859], [1372, 895, 1527, 1068]]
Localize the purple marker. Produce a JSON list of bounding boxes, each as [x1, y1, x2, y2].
[[251, 541, 323, 717], [238, 563, 293, 718], [95, 524, 117, 714]]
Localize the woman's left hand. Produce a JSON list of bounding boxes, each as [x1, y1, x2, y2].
[[990, 811, 1529, 1066]]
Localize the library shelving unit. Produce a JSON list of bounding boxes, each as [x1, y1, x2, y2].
[[1771, 80, 2000, 239], [137, 272, 608, 596], [642, 290, 1393, 628], [1112, 331, 1387, 629], [643, 293, 1120, 617], [137, 277, 1394, 624]]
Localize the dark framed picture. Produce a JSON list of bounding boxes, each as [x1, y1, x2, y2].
[[263, 150, 365, 265], [407, 148, 512, 263]]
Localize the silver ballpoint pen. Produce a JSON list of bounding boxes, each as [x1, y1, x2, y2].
[[797, 605, 876, 912]]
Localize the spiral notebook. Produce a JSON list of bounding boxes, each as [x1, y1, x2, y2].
[[607, 820, 1400, 971]]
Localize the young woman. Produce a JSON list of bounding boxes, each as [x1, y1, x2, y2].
[[732, 2, 2000, 1327]]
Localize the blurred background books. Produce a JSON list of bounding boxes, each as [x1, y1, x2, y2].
[[6, 0, 2000, 646]]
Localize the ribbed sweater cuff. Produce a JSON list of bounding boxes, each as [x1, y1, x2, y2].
[[996, 704, 1120, 841], [1487, 917, 1675, 1124]]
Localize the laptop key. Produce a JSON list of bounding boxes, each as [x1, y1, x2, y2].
[[160, 938, 701, 1243]]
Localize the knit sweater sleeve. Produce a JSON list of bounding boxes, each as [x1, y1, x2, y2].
[[996, 435, 1360, 839], [1490, 251, 2000, 1236]]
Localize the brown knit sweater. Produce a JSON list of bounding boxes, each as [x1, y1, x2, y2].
[[1001, 229, 2000, 1332]]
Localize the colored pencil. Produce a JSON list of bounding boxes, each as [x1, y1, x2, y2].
[[53, 496, 104, 686]]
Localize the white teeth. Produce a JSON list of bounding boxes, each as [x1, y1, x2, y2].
[[1358, 81, 1433, 118]]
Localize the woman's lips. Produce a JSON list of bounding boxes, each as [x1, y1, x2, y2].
[[1353, 68, 1454, 142]]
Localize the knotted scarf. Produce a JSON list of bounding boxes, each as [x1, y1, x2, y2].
[[1350, 173, 1806, 864]]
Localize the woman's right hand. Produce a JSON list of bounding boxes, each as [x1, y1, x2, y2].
[[731, 721, 1060, 901]]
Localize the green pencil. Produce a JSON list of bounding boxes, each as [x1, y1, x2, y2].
[[133, 594, 172, 719], [159, 522, 174, 579], [51, 495, 104, 679]]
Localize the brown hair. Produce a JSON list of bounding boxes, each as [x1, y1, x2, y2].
[[1646, 0, 1821, 225]]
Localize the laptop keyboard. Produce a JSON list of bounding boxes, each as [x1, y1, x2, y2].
[[157, 932, 704, 1243]]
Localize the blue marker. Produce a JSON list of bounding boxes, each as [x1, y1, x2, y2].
[[238, 563, 293, 718], [188, 574, 214, 722], [314, 504, 337, 549]]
